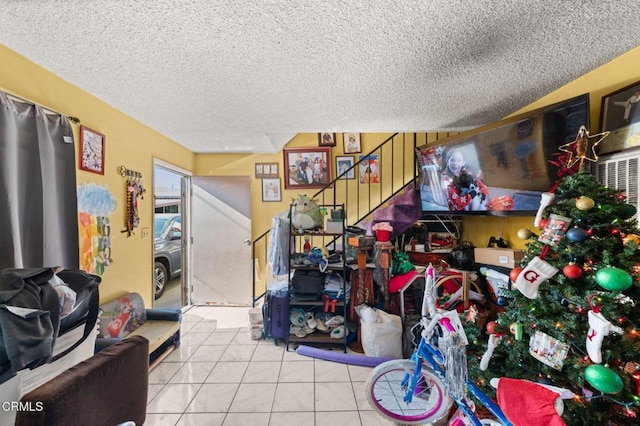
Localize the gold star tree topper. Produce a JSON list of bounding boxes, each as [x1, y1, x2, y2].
[[558, 125, 610, 168]]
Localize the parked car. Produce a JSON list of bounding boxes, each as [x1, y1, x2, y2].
[[154, 213, 182, 299]]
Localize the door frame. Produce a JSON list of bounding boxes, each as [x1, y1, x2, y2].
[[153, 158, 192, 308]]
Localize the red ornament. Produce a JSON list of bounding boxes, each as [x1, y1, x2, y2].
[[563, 263, 583, 279], [539, 218, 548, 229], [509, 267, 523, 283], [486, 321, 506, 335]]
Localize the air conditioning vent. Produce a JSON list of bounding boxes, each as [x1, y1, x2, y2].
[[595, 148, 640, 224]]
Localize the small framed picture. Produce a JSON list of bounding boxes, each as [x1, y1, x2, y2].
[[600, 80, 640, 154], [336, 156, 355, 180], [359, 154, 379, 183], [262, 178, 281, 202], [318, 132, 336, 147], [343, 132, 361, 153], [255, 162, 279, 178], [79, 126, 106, 175]]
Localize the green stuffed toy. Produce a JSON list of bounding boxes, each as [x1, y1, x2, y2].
[[291, 194, 324, 231]]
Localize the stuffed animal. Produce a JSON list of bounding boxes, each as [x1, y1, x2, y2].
[[291, 195, 324, 230]]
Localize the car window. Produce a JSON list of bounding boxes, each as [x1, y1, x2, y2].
[[154, 217, 170, 238]]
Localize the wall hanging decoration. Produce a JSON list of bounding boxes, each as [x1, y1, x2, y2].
[[336, 155, 355, 179], [359, 154, 379, 183], [599, 80, 640, 154], [283, 146, 332, 189], [77, 182, 117, 275], [343, 132, 361, 153], [255, 162, 279, 178], [318, 132, 336, 147], [117, 165, 145, 237], [79, 125, 106, 174], [262, 178, 281, 202]]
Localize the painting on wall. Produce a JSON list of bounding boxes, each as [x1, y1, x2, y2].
[[599, 80, 640, 154], [336, 155, 355, 180], [77, 182, 117, 275], [283, 147, 332, 189], [359, 154, 379, 184], [262, 178, 281, 202], [79, 126, 106, 174]]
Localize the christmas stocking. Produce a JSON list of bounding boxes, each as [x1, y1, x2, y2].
[[515, 256, 559, 299], [587, 310, 623, 364], [480, 333, 500, 371], [534, 192, 555, 228]]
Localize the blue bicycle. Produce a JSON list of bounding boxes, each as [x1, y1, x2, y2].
[[365, 264, 512, 425]]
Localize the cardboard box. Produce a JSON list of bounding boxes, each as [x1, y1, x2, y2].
[[474, 247, 525, 269]]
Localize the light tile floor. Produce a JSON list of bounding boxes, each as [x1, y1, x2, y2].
[[144, 306, 396, 426]]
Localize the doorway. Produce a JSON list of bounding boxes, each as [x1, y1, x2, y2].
[[191, 176, 252, 306], [153, 162, 190, 309]]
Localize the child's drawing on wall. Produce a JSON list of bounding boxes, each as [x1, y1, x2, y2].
[[77, 182, 117, 275]]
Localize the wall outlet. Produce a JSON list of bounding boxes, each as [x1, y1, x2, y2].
[[141, 228, 150, 239]]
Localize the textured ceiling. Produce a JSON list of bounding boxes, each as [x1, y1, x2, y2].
[[1, 1, 639, 153]]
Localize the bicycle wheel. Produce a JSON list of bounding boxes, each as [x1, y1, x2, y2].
[[365, 359, 452, 425]]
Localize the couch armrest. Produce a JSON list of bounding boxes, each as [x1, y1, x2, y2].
[[146, 309, 181, 322], [95, 337, 122, 353]]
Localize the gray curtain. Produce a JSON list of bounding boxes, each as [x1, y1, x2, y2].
[[0, 92, 79, 269]]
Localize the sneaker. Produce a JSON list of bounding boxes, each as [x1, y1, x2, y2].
[[330, 325, 348, 339], [290, 308, 306, 327], [305, 312, 317, 330], [316, 318, 331, 333], [295, 326, 314, 338], [325, 315, 344, 328], [290, 325, 303, 335]]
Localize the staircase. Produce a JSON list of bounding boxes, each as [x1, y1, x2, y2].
[[252, 132, 423, 305]]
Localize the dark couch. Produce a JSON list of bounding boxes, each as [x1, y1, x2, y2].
[[16, 336, 149, 426]]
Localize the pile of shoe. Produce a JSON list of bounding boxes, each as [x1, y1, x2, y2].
[[289, 310, 348, 339], [289, 309, 316, 338], [315, 313, 347, 339]]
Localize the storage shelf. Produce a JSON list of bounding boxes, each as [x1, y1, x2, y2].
[[286, 202, 348, 353], [288, 332, 342, 344], [289, 299, 344, 307]]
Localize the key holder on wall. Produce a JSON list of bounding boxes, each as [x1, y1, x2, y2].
[[117, 165, 145, 237]]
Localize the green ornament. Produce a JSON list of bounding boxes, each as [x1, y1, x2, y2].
[[595, 267, 632, 291], [616, 203, 637, 219], [585, 365, 623, 394]]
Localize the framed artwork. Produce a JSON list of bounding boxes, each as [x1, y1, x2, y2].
[[283, 146, 332, 189], [255, 162, 279, 178], [336, 156, 355, 180], [262, 178, 281, 202], [318, 132, 336, 147], [79, 125, 106, 175], [600, 80, 640, 154], [359, 154, 379, 184], [343, 132, 362, 153]]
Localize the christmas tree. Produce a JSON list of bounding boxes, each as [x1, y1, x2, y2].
[[469, 129, 640, 425]]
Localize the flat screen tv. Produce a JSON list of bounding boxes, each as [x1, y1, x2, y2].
[[416, 93, 589, 216]]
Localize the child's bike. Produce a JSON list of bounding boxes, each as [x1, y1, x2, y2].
[[364, 264, 512, 425]]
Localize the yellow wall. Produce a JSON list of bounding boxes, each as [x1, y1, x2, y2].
[[0, 45, 195, 305], [2, 42, 640, 304]]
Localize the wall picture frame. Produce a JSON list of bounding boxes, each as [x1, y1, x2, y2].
[[79, 125, 106, 175], [343, 132, 361, 153], [599, 80, 640, 154], [283, 146, 332, 189], [255, 162, 279, 178], [336, 155, 355, 180], [262, 178, 281, 202], [318, 132, 336, 147], [359, 154, 379, 184]]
